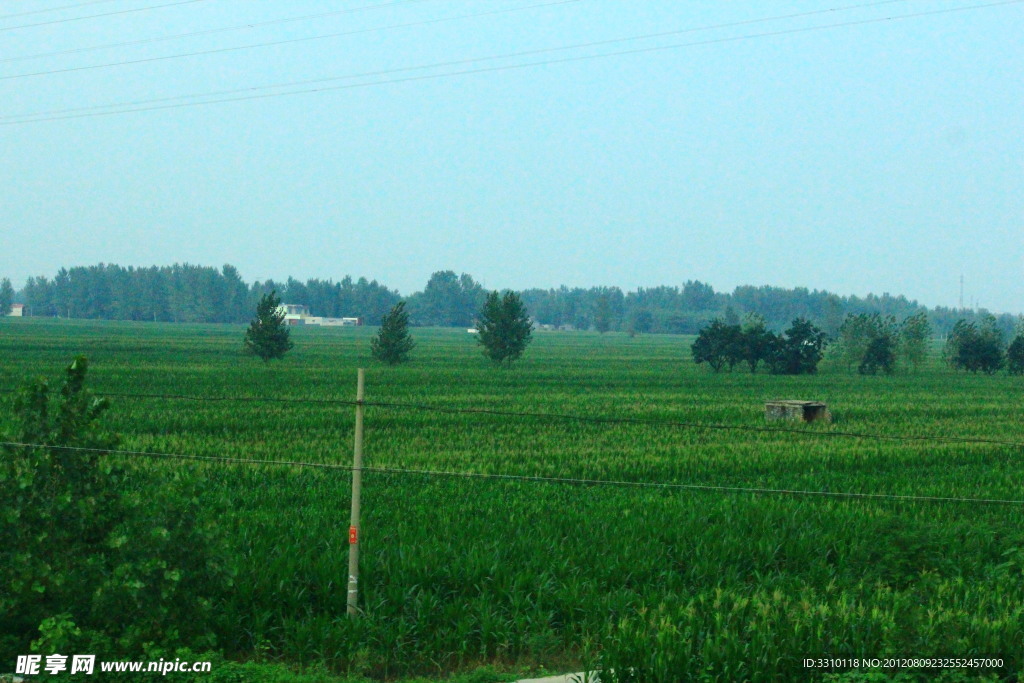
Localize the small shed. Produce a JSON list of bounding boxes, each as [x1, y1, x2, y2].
[[765, 400, 831, 423]]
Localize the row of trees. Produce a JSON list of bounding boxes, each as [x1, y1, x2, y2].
[[944, 317, 1024, 375], [12, 264, 401, 325], [692, 310, 1024, 377], [691, 316, 828, 375], [369, 291, 533, 366], [9, 263, 1020, 338], [522, 283, 1017, 337], [247, 290, 533, 367], [830, 312, 931, 374]]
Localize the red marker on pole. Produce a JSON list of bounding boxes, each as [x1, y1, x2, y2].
[[347, 368, 365, 616]]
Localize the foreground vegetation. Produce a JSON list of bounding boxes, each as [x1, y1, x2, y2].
[[2, 318, 1024, 681]]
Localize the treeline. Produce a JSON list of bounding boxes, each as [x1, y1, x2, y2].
[[832, 311, 1024, 375], [691, 316, 828, 375], [7, 263, 1020, 336], [14, 264, 400, 324], [692, 310, 1024, 376], [10, 266, 490, 327], [521, 283, 1017, 337]]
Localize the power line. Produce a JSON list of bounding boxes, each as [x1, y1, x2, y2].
[[0, 0, 583, 82], [0, 0, 902, 68], [2, 0, 913, 119], [0, 0, 206, 33], [0, 0, 119, 22], [0, 0, 433, 64], [4, 440, 1022, 506], [3, 0, 1019, 125]]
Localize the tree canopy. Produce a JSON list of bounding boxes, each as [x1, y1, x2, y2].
[[692, 316, 826, 375], [476, 291, 533, 365], [407, 271, 486, 327], [1007, 334, 1024, 376], [691, 319, 741, 372], [10, 262, 1022, 342], [768, 318, 828, 375], [371, 301, 415, 365], [0, 277, 13, 316], [945, 317, 1004, 374], [899, 312, 931, 372], [244, 290, 293, 362]]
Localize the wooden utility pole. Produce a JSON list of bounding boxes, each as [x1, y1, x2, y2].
[[347, 368, 365, 617]]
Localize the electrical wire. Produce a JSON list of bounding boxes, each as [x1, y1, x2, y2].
[[0, 0, 119, 22], [0, 0, 206, 33], [0, 0, 583, 81], [6, 0, 1021, 124], [1, 0, 430, 64], [87, 392, 1024, 449], [1, 0, 910, 118], [2, 386, 1022, 449], [4, 440, 1022, 506]]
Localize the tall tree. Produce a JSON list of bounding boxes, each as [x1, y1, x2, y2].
[[0, 277, 13, 315], [739, 313, 774, 373], [858, 315, 898, 375], [832, 313, 898, 374], [769, 318, 828, 375], [859, 335, 897, 375], [409, 271, 486, 327], [220, 264, 250, 323], [23, 276, 54, 317], [476, 291, 533, 365], [899, 312, 931, 372], [1007, 335, 1024, 376], [371, 301, 415, 365], [244, 290, 293, 362], [594, 294, 611, 333], [945, 318, 1004, 374], [632, 309, 654, 334], [691, 319, 740, 372]]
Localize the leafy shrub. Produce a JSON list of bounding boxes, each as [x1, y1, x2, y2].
[[0, 357, 230, 662]]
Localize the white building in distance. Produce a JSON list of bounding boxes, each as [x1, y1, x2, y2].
[[277, 304, 362, 327]]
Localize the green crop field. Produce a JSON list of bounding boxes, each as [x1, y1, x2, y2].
[[3, 318, 1024, 681]]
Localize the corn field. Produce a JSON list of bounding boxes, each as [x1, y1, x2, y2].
[[2, 318, 1023, 681]]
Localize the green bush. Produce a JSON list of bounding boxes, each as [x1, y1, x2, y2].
[[0, 357, 230, 663]]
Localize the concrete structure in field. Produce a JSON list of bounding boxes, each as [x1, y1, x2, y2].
[[7, 304, 25, 317], [277, 303, 362, 327], [765, 400, 831, 423]]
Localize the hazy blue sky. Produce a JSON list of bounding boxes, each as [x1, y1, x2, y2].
[[2, 0, 1022, 312]]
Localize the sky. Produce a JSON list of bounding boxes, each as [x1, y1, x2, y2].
[[2, 0, 1022, 312]]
